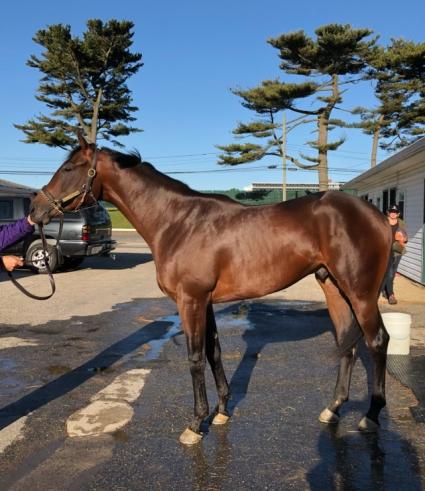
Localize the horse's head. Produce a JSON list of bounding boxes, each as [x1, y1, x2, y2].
[[31, 133, 102, 225]]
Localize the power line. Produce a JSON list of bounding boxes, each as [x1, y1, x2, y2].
[[0, 164, 366, 177], [0, 145, 374, 165]]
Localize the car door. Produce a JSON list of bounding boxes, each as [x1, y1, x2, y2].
[[0, 197, 21, 254], [0, 195, 33, 255]]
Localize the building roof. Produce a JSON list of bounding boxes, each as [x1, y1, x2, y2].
[[343, 137, 425, 189], [0, 178, 36, 196]]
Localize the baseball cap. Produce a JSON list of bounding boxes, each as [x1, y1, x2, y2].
[[388, 204, 400, 213]]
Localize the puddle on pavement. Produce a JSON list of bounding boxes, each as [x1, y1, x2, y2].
[[143, 315, 181, 361], [112, 429, 130, 443]]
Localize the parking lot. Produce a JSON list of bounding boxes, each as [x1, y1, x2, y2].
[[0, 231, 424, 489]]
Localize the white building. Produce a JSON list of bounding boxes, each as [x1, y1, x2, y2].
[[343, 137, 425, 286], [247, 182, 343, 191]]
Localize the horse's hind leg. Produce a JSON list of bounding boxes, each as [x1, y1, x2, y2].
[[352, 302, 389, 431], [205, 303, 230, 425], [316, 274, 362, 424]]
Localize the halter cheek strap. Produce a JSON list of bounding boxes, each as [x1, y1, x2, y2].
[[40, 150, 98, 215]]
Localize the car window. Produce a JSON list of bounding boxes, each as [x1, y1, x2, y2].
[[80, 205, 110, 224], [0, 199, 13, 219]]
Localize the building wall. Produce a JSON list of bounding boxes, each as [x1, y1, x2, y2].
[[347, 161, 425, 284], [398, 169, 424, 282]]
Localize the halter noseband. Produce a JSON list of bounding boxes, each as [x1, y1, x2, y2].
[[40, 149, 99, 215]]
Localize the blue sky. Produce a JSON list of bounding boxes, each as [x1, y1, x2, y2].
[[1, 0, 424, 191]]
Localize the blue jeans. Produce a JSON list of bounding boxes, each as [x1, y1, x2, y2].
[[383, 254, 402, 297]]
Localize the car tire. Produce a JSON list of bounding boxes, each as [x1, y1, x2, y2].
[[25, 240, 59, 274]]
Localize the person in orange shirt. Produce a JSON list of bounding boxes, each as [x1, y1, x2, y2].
[[382, 204, 408, 305]]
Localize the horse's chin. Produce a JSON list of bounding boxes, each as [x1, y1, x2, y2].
[[30, 211, 54, 226], [41, 215, 53, 225]]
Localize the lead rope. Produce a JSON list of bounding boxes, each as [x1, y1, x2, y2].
[[6, 217, 64, 300]]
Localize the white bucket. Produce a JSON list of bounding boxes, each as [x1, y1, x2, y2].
[[382, 312, 412, 355]]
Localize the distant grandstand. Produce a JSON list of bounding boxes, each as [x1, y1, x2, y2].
[[248, 182, 343, 191], [205, 181, 345, 205]]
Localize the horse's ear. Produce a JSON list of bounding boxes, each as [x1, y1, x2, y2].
[[77, 129, 88, 149]]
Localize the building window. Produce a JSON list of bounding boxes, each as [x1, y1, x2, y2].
[[389, 187, 397, 207], [398, 191, 405, 219], [0, 200, 13, 220], [383, 189, 388, 213], [381, 187, 405, 217]]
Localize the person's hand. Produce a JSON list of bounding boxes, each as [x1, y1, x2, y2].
[[27, 215, 36, 226], [1, 255, 24, 272], [395, 230, 407, 245]]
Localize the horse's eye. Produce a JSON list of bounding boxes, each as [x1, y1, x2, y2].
[[63, 165, 74, 172]]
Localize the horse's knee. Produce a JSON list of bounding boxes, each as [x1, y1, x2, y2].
[[189, 358, 206, 377]]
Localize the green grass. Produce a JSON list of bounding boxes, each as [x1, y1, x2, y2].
[[107, 208, 134, 229]]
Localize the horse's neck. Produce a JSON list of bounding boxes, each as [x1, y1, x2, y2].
[[101, 165, 189, 248]]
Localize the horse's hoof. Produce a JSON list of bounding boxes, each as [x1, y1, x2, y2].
[[358, 416, 379, 432], [212, 412, 230, 425], [319, 408, 339, 424], [179, 427, 203, 445]]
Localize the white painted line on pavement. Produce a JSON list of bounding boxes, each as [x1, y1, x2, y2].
[[0, 337, 39, 350], [0, 416, 28, 453], [66, 315, 182, 438], [67, 368, 150, 438]]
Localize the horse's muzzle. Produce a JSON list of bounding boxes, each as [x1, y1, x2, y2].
[[30, 199, 56, 225]]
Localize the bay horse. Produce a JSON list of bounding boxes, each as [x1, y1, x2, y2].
[[30, 134, 392, 445]]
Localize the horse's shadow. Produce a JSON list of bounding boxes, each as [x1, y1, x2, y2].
[[0, 314, 172, 431], [216, 300, 332, 415], [307, 423, 422, 490]]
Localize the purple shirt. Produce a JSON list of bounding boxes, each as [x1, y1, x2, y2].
[[0, 217, 34, 252]]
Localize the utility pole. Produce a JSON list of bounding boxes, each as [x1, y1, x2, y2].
[[281, 113, 287, 201]]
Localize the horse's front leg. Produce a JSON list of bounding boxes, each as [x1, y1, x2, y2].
[[177, 292, 210, 445]]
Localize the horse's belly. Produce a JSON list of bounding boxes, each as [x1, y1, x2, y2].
[[212, 261, 301, 303]]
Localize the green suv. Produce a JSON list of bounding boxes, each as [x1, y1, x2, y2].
[[0, 186, 116, 273]]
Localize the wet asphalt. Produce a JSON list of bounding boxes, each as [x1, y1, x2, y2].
[[1, 295, 424, 490]]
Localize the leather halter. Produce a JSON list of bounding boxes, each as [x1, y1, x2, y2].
[[39, 149, 99, 215]]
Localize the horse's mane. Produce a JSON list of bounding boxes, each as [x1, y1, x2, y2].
[[68, 145, 240, 203], [103, 147, 203, 196]]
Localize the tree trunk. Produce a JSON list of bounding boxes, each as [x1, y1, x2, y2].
[[317, 75, 342, 191], [90, 89, 103, 144], [371, 114, 384, 167], [318, 113, 328, 191]]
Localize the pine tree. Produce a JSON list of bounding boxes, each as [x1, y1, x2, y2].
[[355, 39, 425, 164], [14, 19, 143, 148], [218, 24, 377, 191]]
